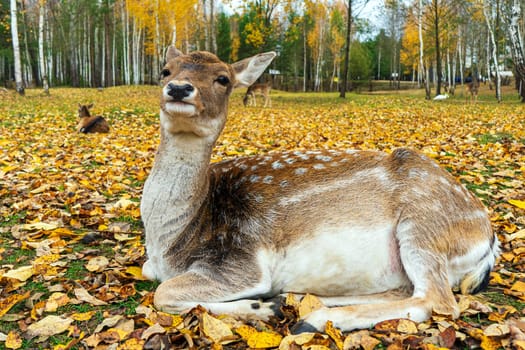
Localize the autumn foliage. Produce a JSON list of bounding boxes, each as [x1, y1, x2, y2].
[[0, 86, 524, 349]]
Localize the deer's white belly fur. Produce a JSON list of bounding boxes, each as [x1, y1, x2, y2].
[[263, 223, 409, 296]]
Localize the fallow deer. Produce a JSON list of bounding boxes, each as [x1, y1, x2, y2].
[[77, 104, 110, 133], [140, 46, 499, 333], [465, 79, 480, 103], [243, 82, 272, 107]]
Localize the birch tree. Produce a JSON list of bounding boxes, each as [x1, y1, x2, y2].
[[38, 0, 49, 94], [482, 0, 501, 102], [10, 0, 24, 95], [418, 0, 430, 98], [505, 0, 525, 102]]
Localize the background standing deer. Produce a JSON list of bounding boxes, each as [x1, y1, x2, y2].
[[140, 46, 499, 333], [243, 82, 272, 107], [465, 78, 480, 103], [77, 104, 110, 133]]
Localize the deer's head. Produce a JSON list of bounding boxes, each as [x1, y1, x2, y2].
[[78, 104, 93, 118], [159, 47, 275, 140]]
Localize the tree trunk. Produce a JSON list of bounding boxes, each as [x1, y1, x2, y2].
[[38, 0, 49, 94], [210, 0, 217, 53], [10, 0, 24, 95], [340, 0, 352, 98], [418, 0, 430, 99], [506, 0, 525, 102], [483, 0, 502, 102], [434, 1, 442, 96]]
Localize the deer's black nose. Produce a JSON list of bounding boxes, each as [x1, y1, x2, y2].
[[167, 83, 194, 101]]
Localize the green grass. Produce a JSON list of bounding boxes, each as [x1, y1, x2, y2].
[[63, 260, 89, 280], [484, 291, 525, 312], [474, 132, 515, 144]]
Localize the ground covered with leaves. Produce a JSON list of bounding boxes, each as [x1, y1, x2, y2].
[[0, 86, 524, 349]]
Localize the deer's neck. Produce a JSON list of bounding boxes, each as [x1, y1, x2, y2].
[[141, 127, 214, 245]]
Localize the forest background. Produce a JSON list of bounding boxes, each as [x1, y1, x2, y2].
[[2, 0, 525, 102]]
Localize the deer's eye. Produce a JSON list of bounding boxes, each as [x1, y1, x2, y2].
[[160, 69, 171, 78], [216, 75, 230, 86]]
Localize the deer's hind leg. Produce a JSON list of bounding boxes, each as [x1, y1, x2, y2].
[[293, 216, 461, 333], [293, 248, 458, 333], [154, 271, 279, 320]]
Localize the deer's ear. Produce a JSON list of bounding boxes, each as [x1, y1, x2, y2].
[[232, 52, 276, 88], [166, 46, 183, 62]]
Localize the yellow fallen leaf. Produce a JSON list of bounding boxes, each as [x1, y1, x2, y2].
[[94, 315, 124, 333], [74, 287, 108, 306], [22, 222, 58, 231], [298, 293, 323, 318], [342, 330, 381, 350], [480, 334, 502, 350], [201, 312, 233, 343], [306, 346, 331, 350], [397, 319, 418, 334], [5, 331, 23, 349], [44, 292, 70, 312], [71, 311, 96, 321], [513, 340, 525, 350], [279, 333, 316, 350], [235, 324, 257, 340], [1, 265, 33, 281], [117, 338, 145, 350], [284, 293, 299, 308], [509, 229, 525, 241], [235, 324, 282, 348], [121, 266, 146, 280], [246, 331, 282, 348], [26, 315, 74, 340], [483, 323, 510, 337], [509, 199, 525, 210], [0, 292, 30, 318], [85, 256, 109, 272], [325, 321, 343, 350], [141, 323, 166, 340], [511, 281, 525, 293]]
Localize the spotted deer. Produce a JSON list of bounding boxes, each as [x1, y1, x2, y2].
[[140, 46, 499, 333], [243, 82, 272, 107], [77, 104, 110, 133], [465, 79, 480, 103]]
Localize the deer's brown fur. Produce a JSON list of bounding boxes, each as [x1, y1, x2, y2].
[[77, 104, 109, 133], [243, 82, 272, 107]]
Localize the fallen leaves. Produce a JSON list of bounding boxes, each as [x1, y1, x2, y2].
[[0, 87, 524, 348]]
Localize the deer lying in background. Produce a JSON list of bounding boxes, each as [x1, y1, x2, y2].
[[77, 104, 109, 133], [465, 79, 480, 103], [243, 82, 272, 107], [140, 46, 499, 333]]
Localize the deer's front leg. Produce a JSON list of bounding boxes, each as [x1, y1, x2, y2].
[[154, 271, 279, 320]]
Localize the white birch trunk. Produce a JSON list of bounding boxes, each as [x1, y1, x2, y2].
[[457, 27, 463, 85], [10, 0, 24, 95], [418, 0, 429, 99], [483, 0, 501, 102], [486, 33, 492, 89], [506, 0, 525, 101], [38, 0, 49, 94], [122, 2, 130, 84]]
